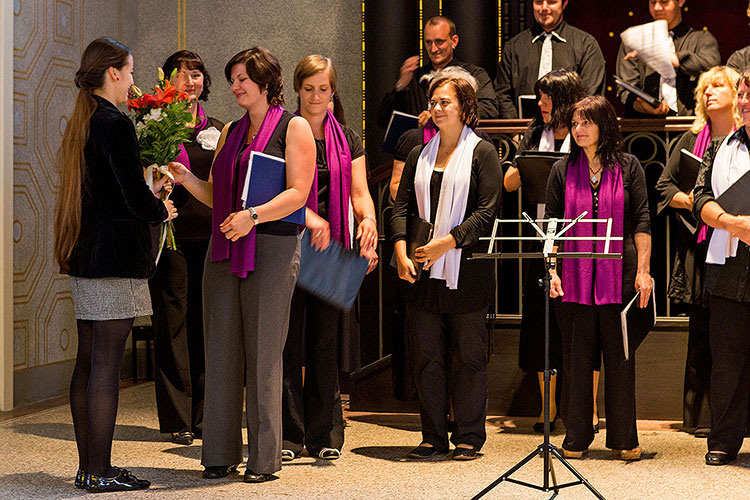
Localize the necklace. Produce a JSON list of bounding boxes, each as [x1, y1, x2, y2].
[[589, 165, 603, 183]]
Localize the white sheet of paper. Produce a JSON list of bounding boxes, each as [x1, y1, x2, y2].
[[620, 20, 676, 79]]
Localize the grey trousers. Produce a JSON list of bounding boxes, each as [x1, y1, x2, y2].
[[201, 233, 300, 474]]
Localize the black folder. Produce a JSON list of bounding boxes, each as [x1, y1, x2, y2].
[[614, 76, 661, 109], [296, 230, 369, 309], [620, 280, 656, 361], [383, 111, 419, 154], [515, 152, 565, 205], [407, 215, 434, 281], [716, 169, 750, 215], [517, 95, 538, 119], [678, 149, 701, 193]]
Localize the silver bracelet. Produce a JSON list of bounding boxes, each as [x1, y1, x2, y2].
[[361, 215, 376, 224]]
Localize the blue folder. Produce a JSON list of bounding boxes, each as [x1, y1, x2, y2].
[[296, 230, 369, 309], [241, 151, 306, 224]]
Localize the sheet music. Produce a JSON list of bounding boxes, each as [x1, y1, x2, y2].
[[620, 20, 676, 79]]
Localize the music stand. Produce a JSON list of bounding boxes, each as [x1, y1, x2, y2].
[[470, 211, 622, 500]]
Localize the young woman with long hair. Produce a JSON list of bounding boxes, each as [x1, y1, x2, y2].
[[54, 37, 177, 492]]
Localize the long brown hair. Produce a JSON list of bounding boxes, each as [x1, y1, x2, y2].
[[53, 37, 130, 273]]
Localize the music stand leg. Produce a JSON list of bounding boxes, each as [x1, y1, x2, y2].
[[471, 262, 607, 500]]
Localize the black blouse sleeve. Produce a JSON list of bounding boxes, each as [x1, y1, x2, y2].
[[626, 154, 651, 235], [655, 131, 696, 214], [449, 140, 503, 248], [544, 159, 567, 220], [104, 115, 167, 224], [393, 128, 423, 163], [390, 145, 423, 243], [344, 127, 365, 160]]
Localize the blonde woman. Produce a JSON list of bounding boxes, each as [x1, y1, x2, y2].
[[656, 66, 741, 436]]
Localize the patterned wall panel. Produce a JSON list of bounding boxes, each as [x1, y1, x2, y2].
[[13, 0, 131, 406]]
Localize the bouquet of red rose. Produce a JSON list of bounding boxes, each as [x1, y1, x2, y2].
[[127, 68, 192, 254]]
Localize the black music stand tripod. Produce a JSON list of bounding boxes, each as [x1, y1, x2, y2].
[[470, 211, 622, 500]]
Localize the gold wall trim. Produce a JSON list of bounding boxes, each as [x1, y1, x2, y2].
[[418, 0, 423, 67], [361, 0, 365, 147], [177, 0, 186, 50]]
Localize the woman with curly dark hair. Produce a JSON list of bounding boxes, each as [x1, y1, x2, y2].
[[391, 70, 502, 461], [546, 96, 652, 460]]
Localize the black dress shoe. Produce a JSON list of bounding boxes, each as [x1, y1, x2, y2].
[[705, 451, 732, 466], [202, 465, 237, 479], [694, 427, 711, 438], [85, 469, 150, 493], [243, 470, 278, 483], [172, 431, 195, 445], [452, 447, 479, 460], [406, 445, 443, 459], [74, 469, 87, 489]]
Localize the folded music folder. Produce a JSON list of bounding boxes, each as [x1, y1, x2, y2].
[[388, 214, 434, 281], [678, 149, 702, 194], [614, 76, 661, 109], [296, 230, 369, 309], [620, 279, 656, 361], [515, 152, 566, 205], [383, 111, 419, 154], [241, 151, 306, 224], [715, 169, 750, 216]]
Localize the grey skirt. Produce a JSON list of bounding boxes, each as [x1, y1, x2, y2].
[[69, 276, 153, 320]]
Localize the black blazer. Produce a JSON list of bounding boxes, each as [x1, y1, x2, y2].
[[67, 95, 167, 278]]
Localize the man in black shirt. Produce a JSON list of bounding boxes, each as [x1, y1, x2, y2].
[[727, 2, 750, 74], [377, 16, 498, 128], [494, 0, 605, 119], [616, 0, 720, 117]]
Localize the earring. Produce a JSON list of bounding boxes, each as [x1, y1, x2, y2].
[[263, 89, 268, 95]]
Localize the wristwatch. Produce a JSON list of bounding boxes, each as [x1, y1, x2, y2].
[[247, 206, 259, 222]]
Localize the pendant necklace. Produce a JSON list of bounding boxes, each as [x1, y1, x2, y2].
[[589, 165, 603, 184]]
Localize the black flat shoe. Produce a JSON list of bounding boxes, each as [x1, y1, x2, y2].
[[202, 465, 237, 479], [86, 469, 150, 493], [243, 470, 278, 483], [705, 451, 732, 466], [452, 447, 478, 461], [172, 431, 195, 445], [406, 445, 442, 459], [74, 469, 87, 489], [694, 427, 711, 438]]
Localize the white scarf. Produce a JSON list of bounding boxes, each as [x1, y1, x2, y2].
[[706, 133, 750, 264], [414, 125, 481, 289], [539, 127, 570, 153]]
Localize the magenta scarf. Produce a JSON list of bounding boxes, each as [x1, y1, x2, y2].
[[210, 105, 285, 277], [562, 154, 624, 305], [423, 118, 438, 143], [173, 103, 209, 171], [695, 124, 737, 243], [299, 109, 353, 248]]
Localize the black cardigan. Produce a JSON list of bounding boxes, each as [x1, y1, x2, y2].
[[390, 138, 502, 313], [67, 95, 167, 278]]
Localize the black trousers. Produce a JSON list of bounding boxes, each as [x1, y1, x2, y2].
[[683, 303, 711, 430], [282, 288, 345, 455], [406, 305, 488, 452], [556, 301, 638, 451], [707, 295, 750, 458], [148, 240, 207, 435]]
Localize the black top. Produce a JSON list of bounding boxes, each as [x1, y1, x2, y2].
[[315, 126, 365, 221], [616, 23, 720, 117], [170, 116, 224, 242], [68, 95, 168, 278], [393, 127, 494, 163], [693, 128, 750, 303], [390, 139, 503, 313], [545, 153, 651, 295], [494, 21, 606, 119], [727, 45, 750, 74], [656, 131, 707, 304], [227, 110, 298, 236], [377, 59, 498, 128]]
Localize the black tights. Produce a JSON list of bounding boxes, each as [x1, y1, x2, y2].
[[70, 318, 134, 477]]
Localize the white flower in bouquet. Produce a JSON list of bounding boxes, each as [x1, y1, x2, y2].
[[145, 108, 163, 122], [196, 126, 221, 151]]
